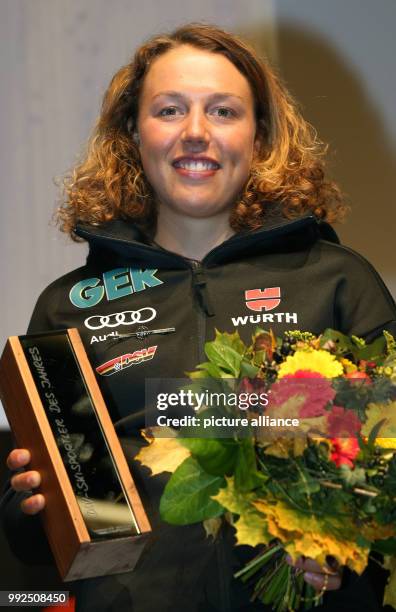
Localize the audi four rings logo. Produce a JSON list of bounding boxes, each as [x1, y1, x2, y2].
[[84, 308, 157, 330]]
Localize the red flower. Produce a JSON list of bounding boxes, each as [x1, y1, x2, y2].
[[345, 370, 371, 383], [330, 437, 360, 467]]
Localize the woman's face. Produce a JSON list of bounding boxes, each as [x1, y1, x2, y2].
[[136, 45, 259, 219]]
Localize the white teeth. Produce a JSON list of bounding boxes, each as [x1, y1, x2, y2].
[[174, 160, 218, 171]]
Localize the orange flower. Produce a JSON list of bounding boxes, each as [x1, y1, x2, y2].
[[330, 437, 360, 467]]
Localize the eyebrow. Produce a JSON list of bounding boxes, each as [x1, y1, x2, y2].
[[151, 91, 245, 102]]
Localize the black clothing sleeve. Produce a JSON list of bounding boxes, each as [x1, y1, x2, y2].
[[0, 292, 64, 588]]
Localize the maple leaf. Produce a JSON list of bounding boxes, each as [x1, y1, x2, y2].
[[253, 499, 369, 574], [233, 509, 270, 548], [212, 477, 270, 547], [135, 427, 190, 475]]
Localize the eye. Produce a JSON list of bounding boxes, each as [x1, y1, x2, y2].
[[158, 106, 182, 118], [211, 107, 236, 119]]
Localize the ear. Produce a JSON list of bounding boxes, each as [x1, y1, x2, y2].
[[253, 119, 266, 157], [126, 117, 134, 134], [253, 133, 263, 159]]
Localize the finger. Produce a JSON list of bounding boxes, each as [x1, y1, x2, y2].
[[304, 571, 342, 592], [297, 558, 325, 573], [11, 471, 41, 492], [286, 556, 322, 573], [286, 556, 339, 575], [20, 494, 45, 515], [7, 449, 31, 470]]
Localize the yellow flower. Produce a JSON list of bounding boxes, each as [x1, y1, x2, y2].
[[278, 350, 343, 379], [375, 438, 396, 449], [340, 358, 357, 374]]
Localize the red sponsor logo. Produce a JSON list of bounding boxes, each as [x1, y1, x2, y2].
[[245, 287, 281, 312], [96, 346, 157, 376]]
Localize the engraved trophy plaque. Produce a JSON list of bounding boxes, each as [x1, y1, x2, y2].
[[0, 329, 151, 581]]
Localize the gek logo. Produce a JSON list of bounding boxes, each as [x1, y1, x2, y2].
[[69, 268, 163, 309], [245, 287, 281, 312]]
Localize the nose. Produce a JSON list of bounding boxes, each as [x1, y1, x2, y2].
[[181, 107, 210, 150]]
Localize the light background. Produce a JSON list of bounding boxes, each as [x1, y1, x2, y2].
[[1, 0, 395, 428]]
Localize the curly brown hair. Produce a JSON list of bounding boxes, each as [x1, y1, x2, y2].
[[57, 23, 347, 239]]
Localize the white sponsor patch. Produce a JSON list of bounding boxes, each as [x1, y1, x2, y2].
[[231, 312, 298, 327], [85, 308, 156, 330], [90, 331, 120, 344]]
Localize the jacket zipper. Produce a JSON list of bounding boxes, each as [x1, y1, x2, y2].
[[190, 262, 231, 611], [190, 261, 213, 365]]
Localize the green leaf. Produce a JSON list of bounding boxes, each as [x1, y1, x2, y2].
[[187, 369, 208, 379], [362, 498, 377, 514], [356, 535, 371, 548], [239, 360, 260, 378], [384, 330, 396, 356], [343, 460, 365, 481], [196, 361, 225, 378], [368, 418, 388, 447], [319, 328, 386, 362], [351, 335, 366, 349], [357, 335, 387, 361], [357, 431, 367, 452], [160, 457, 225, 524], [180, 437, 238, 476], [253, 350, 265, 368], [372, 538, 396, 555], [319, 329, 354, 355], [205, 341, 243, 376], [339, 465, 366, 487], [234, 438, 258, 492], [214, 329, 246, 355]]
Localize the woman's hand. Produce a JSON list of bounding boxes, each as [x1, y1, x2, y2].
[[7, 449, 45, 515], [286, 555, 342, 592]]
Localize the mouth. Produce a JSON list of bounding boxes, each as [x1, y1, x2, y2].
[[172, 157, 221, 178]]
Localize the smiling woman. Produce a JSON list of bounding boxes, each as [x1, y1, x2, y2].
[[56, 23, 346, 243], [1, 21, 395, 612]]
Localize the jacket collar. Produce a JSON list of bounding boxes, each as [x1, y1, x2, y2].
[[75, 205, 339, 268]]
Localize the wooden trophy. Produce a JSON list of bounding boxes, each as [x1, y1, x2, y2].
[[0, 328, 151, 581]]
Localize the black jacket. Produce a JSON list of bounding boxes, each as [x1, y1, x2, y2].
[[1, 211, 395, 611]]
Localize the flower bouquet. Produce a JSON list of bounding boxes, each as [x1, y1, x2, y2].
[[137, 328, 396, 610]]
